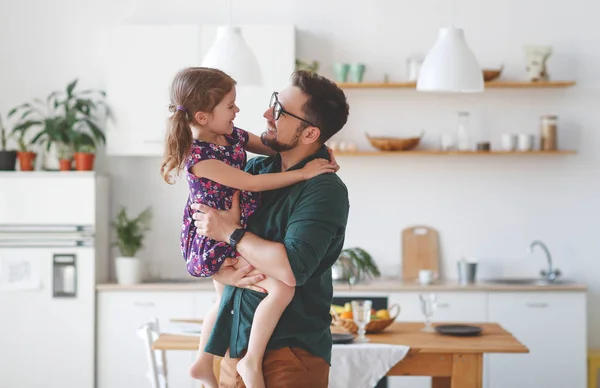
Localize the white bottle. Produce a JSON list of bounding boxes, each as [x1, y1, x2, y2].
[[456, 111, 471, 151]]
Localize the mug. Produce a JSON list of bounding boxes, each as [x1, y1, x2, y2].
[[517, 134, 534, 151], [418, 269, 435, 285], [501, 134, 517, 151]]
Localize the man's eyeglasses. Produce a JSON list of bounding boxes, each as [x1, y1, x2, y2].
[[269, 92, 317, 128]]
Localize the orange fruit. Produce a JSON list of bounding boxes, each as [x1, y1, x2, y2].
[[340, 311, 353, 319]]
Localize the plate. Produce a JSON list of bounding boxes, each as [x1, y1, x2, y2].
[[332, 333, 355, 344], [435, 324, 483, 337]]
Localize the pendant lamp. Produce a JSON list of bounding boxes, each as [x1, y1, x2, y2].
[[416, 26, 483, 93], [201, 2, 261, 85]]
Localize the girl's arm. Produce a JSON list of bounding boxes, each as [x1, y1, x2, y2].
[[191, 159, 335, 192], [245, 132, 276, 156]]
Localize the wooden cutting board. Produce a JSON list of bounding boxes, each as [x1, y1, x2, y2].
[[402, 226, 440, 281]]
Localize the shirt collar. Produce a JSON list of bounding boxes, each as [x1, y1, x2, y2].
[[274, 145, 330, 172]]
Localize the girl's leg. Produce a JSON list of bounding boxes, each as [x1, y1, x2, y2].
[[237, 277, 295, 388], [189, 279, 224, 388]]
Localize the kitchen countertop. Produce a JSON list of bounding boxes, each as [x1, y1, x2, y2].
[[96, 278, 587, 292]]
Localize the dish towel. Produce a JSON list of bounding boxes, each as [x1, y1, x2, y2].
[[329, 343, 410, 388]]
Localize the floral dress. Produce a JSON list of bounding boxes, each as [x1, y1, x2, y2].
[[180, 127, 260, 277]]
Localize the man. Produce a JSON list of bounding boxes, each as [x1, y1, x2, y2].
[[191, 70, 350, 387]]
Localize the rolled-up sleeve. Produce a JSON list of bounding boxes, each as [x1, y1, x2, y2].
[[283, 179, 349, 286]]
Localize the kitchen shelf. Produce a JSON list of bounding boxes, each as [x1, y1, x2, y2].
[[333, 150, 577, 156], [338, 81, 577, 89]]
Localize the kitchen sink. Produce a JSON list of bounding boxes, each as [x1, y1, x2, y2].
[[483, 277, 574, 285]]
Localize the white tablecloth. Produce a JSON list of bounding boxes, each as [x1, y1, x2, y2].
[[329, 343, 410, 388]]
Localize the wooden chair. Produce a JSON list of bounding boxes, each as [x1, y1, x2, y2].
[[589, 349, 600, 388]]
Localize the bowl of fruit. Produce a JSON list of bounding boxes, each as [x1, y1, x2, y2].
[[330, 302, 400, 334]]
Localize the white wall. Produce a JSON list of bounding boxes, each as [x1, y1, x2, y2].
[[1, 0, 599, 345]]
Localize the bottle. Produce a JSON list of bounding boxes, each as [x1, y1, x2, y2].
[[456, 111, 471, 151]]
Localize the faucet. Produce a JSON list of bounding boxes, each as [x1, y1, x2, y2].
[[528, 240, 561, 281]]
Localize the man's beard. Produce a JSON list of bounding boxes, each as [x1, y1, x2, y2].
[[260, 125, 303, 153]]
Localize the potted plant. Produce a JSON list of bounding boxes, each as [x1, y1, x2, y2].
[[15, 131, 37, 171], [72, 135, 97, 171], [111, 206, 153, 285], [332, 247, 381, 285], [0, 114, 17, 171], [8, 78, 106, 170]]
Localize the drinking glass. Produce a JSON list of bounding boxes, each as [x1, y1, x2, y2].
[[351, 299, 372, 343], [419, 293, 437, 332]]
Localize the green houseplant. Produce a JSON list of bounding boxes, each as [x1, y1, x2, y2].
[[0, 114, 17, 171], [8, 78, 106, 171], [332, 247, 381, 285], [111, 206, 153, 285]]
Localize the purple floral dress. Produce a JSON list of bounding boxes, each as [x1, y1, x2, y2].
[[180, 127, 260, 277]]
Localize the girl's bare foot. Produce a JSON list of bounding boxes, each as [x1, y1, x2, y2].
[[237, 355, 265, 388], [189, 358, 218, 388]]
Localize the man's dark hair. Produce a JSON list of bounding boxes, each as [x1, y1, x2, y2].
[[292, 70, 350, 144]]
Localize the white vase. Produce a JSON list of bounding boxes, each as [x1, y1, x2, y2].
[[115, 256, 142, 285]]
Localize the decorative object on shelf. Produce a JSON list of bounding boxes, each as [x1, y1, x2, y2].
[[456, 111, 471, 151], [517, 134, 534, 151], [332, 247, 380, 285], [524, 45, 552, 82], [333, 63, 350, 82], [296, 59, 320, 74], [417, 27, 484, 93], [540, 115, 558, 150], [201, 1, 261, 85], [476, 141, 491, 151], [331, 303, 400, 334], [501, 134, 517, 151], [0, 115, 17, 171], [111, 206, 153, 285], [482, 66, 503, 82], [406, 56, 423, 81], [366, 132, 423, 151], [15, 131, 36, 171], [348, 63, 366, 83], [8, 78, 106, 171]]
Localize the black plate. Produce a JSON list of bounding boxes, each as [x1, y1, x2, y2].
[[435, 324, 483, 337], [332, 333, 355, 344]]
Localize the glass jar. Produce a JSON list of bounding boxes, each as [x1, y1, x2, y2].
[[540, 115, 558, 150], [456, 111, 471, 151]]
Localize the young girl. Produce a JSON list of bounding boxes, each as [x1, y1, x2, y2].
[[160, 67, 336, 388]]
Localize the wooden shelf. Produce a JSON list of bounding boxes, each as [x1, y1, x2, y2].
[[338, 81, 576, 89], [333, 150, 577, 156]]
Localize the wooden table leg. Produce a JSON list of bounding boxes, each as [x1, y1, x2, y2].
[[432, 377, 451, 388], [449, 353, 483, 388]]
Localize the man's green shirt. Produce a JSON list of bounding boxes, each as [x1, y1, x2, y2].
[[205, 145, 350, 364]]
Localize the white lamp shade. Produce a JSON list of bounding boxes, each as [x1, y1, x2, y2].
[[201, 26, 262, 86], [416, 27, 484, 93]]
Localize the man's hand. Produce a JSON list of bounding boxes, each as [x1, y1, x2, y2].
[[191, 191, 242, 243], [327, 147, 340, 172], [212, 258, 267, 293]]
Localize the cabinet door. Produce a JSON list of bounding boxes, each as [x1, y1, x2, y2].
[[387, 292, 488, 388], [97, 291, 197, 388], [487, 292, 586, 388]]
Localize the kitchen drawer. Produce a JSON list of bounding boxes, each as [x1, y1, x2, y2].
[[97, 291, 198, 388]]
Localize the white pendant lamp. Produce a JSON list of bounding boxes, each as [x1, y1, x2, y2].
[[201, 1, 261, 86], [416, 26, 484, 93]]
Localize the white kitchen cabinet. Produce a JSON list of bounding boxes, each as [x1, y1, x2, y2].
[[97, 291, 198, 388], [387, 292, 489, 388], [487, 292, 586, 388], [104, 24, 295, 156]]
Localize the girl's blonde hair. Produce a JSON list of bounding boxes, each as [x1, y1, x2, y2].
[[161, 67, 236, 184]]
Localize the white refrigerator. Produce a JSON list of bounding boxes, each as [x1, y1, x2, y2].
[[0, 172, 109, 388]]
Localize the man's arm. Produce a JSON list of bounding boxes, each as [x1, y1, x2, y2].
[[192, 180, 349, 287]]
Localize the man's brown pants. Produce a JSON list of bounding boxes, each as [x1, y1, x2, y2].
[[218, 347, 330, 388]]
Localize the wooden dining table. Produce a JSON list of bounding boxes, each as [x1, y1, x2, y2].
[[152, 321, 528, 388]]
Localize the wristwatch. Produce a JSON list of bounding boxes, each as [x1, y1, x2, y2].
[[229, 228, 247, 250]]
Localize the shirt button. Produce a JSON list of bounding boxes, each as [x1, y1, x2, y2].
[[231, 309, 234, 315]]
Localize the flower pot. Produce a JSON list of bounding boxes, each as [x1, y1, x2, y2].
[[59, 159, 72, 171], [17, 151, 37, 171], [115, 256, 142, 285], [74, 152, 95, 171], [0, 151, 17, 171]]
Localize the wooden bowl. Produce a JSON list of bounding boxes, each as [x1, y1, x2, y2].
[[366, 133, 422, 151], [482, 67, 503, 82], [331, 304, 400, 334]]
